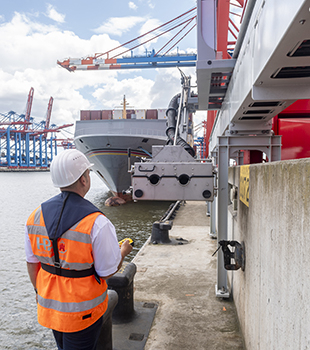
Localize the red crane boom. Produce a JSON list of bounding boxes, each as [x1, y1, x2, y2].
[[24, 87, 34, 130], [44, 97, 53, 137]]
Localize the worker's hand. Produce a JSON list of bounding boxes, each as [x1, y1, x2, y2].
[[120, 239, 133, 257]]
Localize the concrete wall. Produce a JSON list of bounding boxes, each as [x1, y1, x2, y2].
[[227, 158, 310, 350]]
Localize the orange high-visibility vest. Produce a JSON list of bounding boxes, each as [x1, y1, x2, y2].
[[27, 207, 108, 333]]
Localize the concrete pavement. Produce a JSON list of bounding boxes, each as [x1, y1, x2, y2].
[[132, 201, 244, 350]]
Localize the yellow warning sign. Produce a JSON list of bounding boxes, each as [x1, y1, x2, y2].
[[240, 165, 250, 207]]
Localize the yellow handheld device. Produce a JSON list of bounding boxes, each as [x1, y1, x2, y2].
[[118, 238, 134, 247]]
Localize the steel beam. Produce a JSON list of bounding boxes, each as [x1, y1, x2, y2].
[[210, 194, 217, 238], [214, 132, 281, 298], [216, 136, 230, 298]]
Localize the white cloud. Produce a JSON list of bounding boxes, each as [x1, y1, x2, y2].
[[92, 66, 197, 111], [129, 2, 138, 10], [138, 18, 162, 36], [0, 11, 197, 134], [94, 16, 145, 36], [92, 76, 154, 109], [135, 18, 165, 52], [0, 12, 119, 126], [46, 4, 65, 23], [148, 0, 155, 9]]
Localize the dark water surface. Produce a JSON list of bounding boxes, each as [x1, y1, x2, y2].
[[0, 171, 171, 349]]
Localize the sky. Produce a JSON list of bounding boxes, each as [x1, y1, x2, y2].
[[0, 0, 204, 138]]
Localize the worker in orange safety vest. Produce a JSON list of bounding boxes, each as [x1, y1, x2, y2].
[[25, 149, 132, 350]]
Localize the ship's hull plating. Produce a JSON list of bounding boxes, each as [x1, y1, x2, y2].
[[74, 119, 167, 197]]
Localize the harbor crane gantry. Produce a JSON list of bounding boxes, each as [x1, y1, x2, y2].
[[0, 88, 73, 169], [57, 2, 244, 154], [57, 8, 198, 72], [57, 3, 244, 73]]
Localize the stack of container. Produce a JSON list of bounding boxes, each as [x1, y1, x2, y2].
[[146, 109, 157, 119], [80, 110, 113, 120], [80, 109, 167, 121]]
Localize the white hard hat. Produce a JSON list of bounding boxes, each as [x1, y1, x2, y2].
[[50, 149, 94, 188]]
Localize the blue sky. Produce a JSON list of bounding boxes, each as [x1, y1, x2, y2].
[[0, 0, 204, 136]]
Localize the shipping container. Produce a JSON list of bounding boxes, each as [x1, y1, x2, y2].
[[80, 110, 91, 121], [101, 110, 113, 120], [158, 109, 167, 119], [146, 109, 158, 119], [113, 109, 123, 119], [126, 109, 135, 119], [90, 111, 102, 120], [135, 109, 146, 119]]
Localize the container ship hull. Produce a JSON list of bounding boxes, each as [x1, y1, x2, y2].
[[74, 119, 167, 199]]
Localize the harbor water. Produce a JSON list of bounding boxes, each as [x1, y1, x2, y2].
[[0, 171, 171, 349]]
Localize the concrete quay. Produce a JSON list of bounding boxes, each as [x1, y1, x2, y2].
[[132, 201, 244, 350]]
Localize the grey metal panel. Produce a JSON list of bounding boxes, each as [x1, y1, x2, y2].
[[132, 146, 215, 201], [196, 0, 236, 110], [209, 0, 310, 153]]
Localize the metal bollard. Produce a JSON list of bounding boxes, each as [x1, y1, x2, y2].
[[151, 220, 173, 244], [96, 289, 118, 350], [107, 262, 137, 322]]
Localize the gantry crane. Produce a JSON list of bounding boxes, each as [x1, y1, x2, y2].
[[57, 3, 244, 155], [0, 88, 73, 168], [57, 8, 197, 72]]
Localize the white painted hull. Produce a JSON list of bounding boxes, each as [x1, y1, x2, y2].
[[74, 119, 167, 197]]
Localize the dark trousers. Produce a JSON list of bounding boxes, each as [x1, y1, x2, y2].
[[52, 316, 103, 350]]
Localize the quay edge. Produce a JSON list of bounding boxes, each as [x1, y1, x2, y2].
[[131, 201, 244, 349]]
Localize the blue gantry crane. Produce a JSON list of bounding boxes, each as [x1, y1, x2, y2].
[[57, 8, 197, 72], [0, 88, 73, 169]]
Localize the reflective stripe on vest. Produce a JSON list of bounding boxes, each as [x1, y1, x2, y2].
[[34, 206, 41, 225], [38, 289, 107, 313]]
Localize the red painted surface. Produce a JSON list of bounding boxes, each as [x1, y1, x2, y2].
[[80, 111, 91, 120], [277, 118, 310, 160], [216, 0, 230, 59], [280, 99, 310, 116], [146, 109, 158, 119], [272, 99, 310, 160], [90, 111, 101, 120], [101, 110, 113, 120], [81, 58, 93, 65], [204, 111, 217, 157]]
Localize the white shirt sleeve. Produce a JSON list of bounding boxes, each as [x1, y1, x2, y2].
[[24, 224, 40, 263], [91, 214, 122, 277]]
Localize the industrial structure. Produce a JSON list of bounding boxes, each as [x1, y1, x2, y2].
[[58, 0, 310, 295], [0, 88, 73, 169], [56, 3, 246, 159], [58, 2, 310, 164], [57, 8, 197, 72]]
